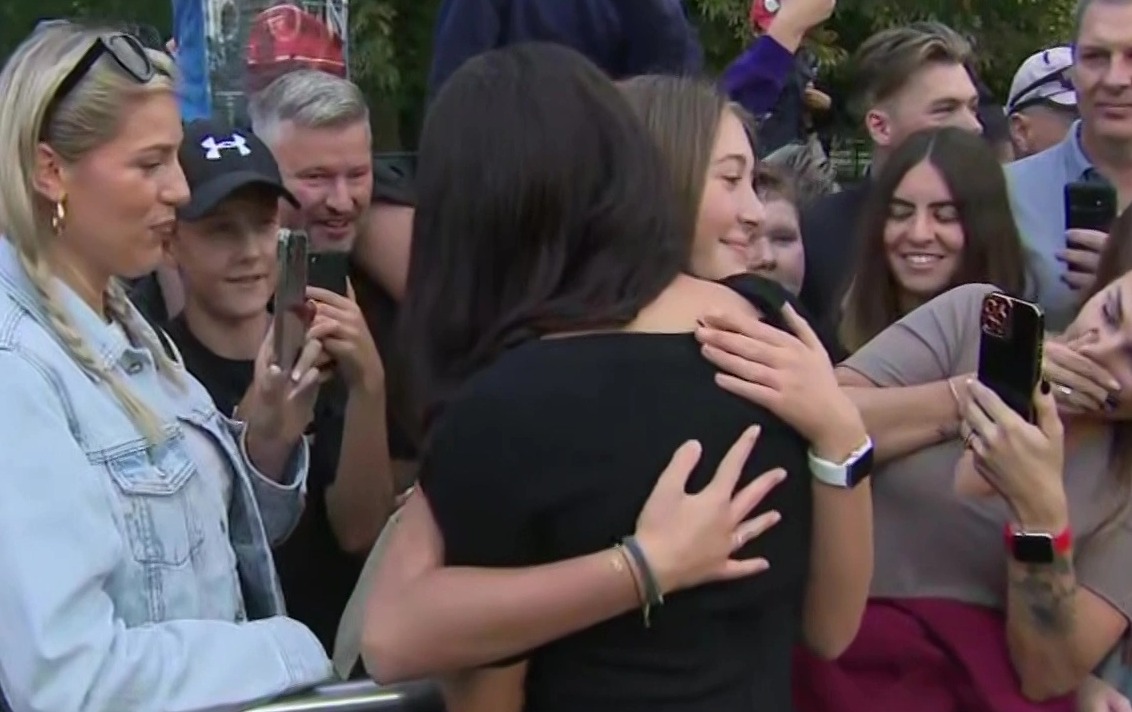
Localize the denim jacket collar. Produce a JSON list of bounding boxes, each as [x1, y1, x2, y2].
[[0, 237, 134, 376]]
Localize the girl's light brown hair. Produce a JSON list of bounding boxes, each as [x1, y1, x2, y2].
[[619, 75, 753, 245]]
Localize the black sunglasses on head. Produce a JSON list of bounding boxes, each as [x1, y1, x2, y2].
[[1008, 67, 1076, 115], [39, 31, 157, 140]]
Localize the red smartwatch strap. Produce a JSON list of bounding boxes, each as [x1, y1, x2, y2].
[[1003, 523, 1073, 555]]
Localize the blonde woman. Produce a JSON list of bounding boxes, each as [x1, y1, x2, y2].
[[0, 24, 333, 712]]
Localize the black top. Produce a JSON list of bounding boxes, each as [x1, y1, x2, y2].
[[359, 151, 420, 460], [797, 180, 871, 326], [164, 316, 358, 652], [420, 276, 813, 712]]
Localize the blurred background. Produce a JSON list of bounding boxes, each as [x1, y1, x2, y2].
[[0, 0, 1078, 177]]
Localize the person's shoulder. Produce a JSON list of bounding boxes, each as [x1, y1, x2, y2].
[[372, 153, 416, 207], [941, 282, 1000, 306], [1004, 143, 1064, 186], [910, 283, 999, 326], [800, 182, 868, 232], [719, 273, 792, 315], [803, 183, 861, 215], [0, 294, 75, 376], [126, 272, 169, 326]]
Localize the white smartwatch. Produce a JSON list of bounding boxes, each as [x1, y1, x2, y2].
[[807, 436, 874, 488]]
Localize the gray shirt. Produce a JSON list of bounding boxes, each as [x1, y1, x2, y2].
[[842, 283, 1132, 620]]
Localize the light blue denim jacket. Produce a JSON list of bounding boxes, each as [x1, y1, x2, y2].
[[0, 240, 332, 712]]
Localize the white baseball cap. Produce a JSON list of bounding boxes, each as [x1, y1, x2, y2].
[[1007, 46, 1076, 114]]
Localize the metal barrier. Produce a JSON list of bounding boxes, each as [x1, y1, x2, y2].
[[243, 680, 444, 712]]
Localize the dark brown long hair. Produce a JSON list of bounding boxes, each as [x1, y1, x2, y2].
[[1079, 205, 1132, 530], [400, 44, 688, 434], [840, 127, 1029, 352]]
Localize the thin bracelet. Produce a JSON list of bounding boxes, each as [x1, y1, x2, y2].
[[946, 378, 964, 437], [946, 378, 962, 409], [613, 544, 652, 627], [615, 545, 648, 600], [621, 536, 664, 608]]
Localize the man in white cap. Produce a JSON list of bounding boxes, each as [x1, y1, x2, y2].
[[1006, 46, 1078, 158]]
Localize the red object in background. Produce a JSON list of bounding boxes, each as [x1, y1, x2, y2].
[[245, 3, 346, 92], [751, 0, 782, 32]]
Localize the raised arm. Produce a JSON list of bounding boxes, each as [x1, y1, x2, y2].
[[836, 369, 964, 463], [959, 382, 1130, 700], [0, 354, 330, 712]]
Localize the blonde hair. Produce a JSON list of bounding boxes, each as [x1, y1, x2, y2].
[[0, 24, 182, 443], [619, 75, 753, 245], [852, 22, 972, 117]]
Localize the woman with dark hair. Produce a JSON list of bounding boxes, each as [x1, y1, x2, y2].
[[695, 209, 1132, 712], [363, 44, 873, 712], [839, 126, 1029, 352]]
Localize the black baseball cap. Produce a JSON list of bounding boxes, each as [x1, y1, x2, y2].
[[178, 118, 299, 221]]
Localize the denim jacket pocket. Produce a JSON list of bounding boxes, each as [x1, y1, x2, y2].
[[101, 438, 204, 567]]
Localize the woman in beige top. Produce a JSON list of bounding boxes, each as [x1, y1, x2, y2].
[[695, 212, 1132, 704]]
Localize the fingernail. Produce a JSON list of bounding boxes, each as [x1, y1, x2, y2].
[[268, 365, 282, 378], [291, 369, 302, 382], [1106, 394, 1121, 411], [1041, 379, 1051, 395]]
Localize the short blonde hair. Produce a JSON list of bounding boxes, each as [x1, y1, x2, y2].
[[0, 24, 181, 442], [852, 22, 972, 117]]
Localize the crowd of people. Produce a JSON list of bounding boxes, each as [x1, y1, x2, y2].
[[2, 0, 1132, 710]]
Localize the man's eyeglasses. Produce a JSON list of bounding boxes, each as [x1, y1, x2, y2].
[[39, 32, 158, 140], [1008, 67, 1076, 115]]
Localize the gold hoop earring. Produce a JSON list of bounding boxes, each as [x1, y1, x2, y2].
[[51, 199, 66, 234]]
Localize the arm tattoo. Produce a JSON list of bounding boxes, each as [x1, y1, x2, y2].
[[1009, 557, 1078, 636]]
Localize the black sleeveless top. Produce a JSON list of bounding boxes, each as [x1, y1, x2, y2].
[[420, 275, 822, 712]]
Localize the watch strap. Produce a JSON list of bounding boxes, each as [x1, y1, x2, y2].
[[1004, 523, 1073, 561], [807, 436, 874, 488]]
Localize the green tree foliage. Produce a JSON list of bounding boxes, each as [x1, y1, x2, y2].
[[1, 0, 1077, 145]]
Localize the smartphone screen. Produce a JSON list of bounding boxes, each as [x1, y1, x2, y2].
[[308, 251, 349, 296], [273, 229, 309, 371], [977, 293, 1044, 423], [1065, 181, 1116, 233]]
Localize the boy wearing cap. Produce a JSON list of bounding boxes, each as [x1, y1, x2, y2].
[[165, 119, 395, 653], [1006, 47, 1078, 158]]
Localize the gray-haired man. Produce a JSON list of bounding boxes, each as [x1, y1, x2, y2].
[[249, 70, 374, 254]]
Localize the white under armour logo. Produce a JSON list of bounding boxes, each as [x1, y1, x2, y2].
[[201, 133, 251, 160]]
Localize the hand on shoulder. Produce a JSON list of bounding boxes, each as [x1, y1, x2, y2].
[[695, 300, 866, 458]]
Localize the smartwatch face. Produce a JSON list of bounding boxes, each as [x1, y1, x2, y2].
[[1012, 533, 1055, 564], [848, 445, 875, 487]]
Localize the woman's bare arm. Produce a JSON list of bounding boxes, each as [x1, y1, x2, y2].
[[362, 494, 643, 683], [441, 663, 526, 712], [362, 430, 777, 683], [837, 367, 962, 463]]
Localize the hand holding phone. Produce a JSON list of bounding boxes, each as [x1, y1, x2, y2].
[[273, 229, 310, 372], [308, 250, 349, 296], [955, 293, 1045, 496], [976, 292, 1044, 422], [1064, 181, 1116, 233], [1062, 181, 1115, 290]]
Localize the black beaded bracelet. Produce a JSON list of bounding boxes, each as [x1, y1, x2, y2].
[[621, 535, 664, 608]]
